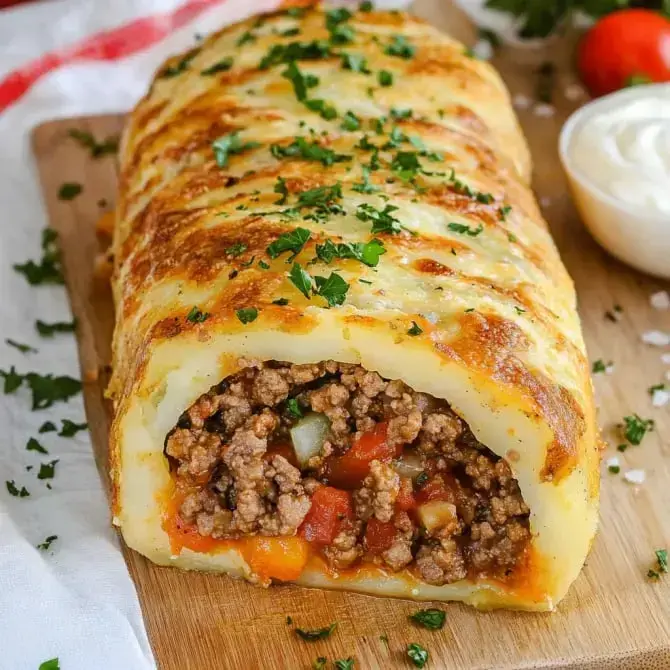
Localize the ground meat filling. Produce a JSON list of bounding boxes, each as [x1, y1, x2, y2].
[[165, 359, 531, 584]]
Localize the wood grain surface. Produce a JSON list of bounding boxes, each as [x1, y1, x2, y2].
[[30, 2, 669, 668]]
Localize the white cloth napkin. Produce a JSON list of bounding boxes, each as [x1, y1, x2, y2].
[[0, 1, 410, 669]]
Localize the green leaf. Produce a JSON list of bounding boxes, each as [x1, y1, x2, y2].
[[352, 166, 378, 194], [37, 535, 58, 551], [158, 49, 199, 78], [315, 238, 385, 268], [334, 659, 355, 670], [186, 306, 210, 323], [286, 398, 303, 419], [259, 40, 332, 69], [407, 321, 423, 336], [407, 642, 429, 668], [384, 35, 416, 59], [341, 53, 371, 73], [271, 137, 351, 166], [314, 272, 349, 307], [409, 608, 446, 629], [26, 438, 48, 454], [282, 60, 319, 101], [39, 421, 57, 434], [6, 480, 30, 497], [296, 622, 337, 641], [656, 548, 668, 573], [225, 242, 248, 257], [289, 263, 313, 298], [304, 98, 338, 120], [622, 414, 654, 445], [236, 31, 257, 47], [38, 459, 59, 480], [58, 182, 82, 201], [447, 222, 483, 237], [341, 111, 361, 131], [313, 658, 327, 670], [59, 419, 88, 437], [356, 203, 402, 235], [378, 70, 393, 86], [236, 307, 259, 324], [24, 373, 82, 410], [5, 339, 36, 354], [68, 129, 119, 158], [0, 366, 24, 393], [267, 228, 311, 259], [212, 132, 260, 167], [274, 177, 290, 205], [35, 319, 76, 337], [14, 228, 64, 286], [201, 57, 234, 75]]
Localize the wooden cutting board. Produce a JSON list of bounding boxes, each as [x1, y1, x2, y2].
[[30, 2, 670, 668]]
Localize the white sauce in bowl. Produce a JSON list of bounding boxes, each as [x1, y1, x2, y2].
[[569, 88, 670, 216]]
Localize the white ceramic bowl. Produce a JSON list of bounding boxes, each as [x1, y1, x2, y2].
[[559, 85, 670, 279]]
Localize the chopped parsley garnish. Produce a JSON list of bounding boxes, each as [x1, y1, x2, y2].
[[334, 659, 355, 670], [407, 321, 423, 336], [617, 444, 628, 452], [273, 298, 289, 306], [304, 98, 338, 120], [296, 622, 337, 641], [158, 49, 199, 78], [296, 183, 345, 221], [341, 53, 371, 73], [289, 263, 313, 298], [27, 438, 48, 454], [274, 176, 290, 204], [447, 221, 483, 237], [186, 306, 210, 323], [271, 137, 350, 166], [649, 383, 667, 394], [282, 60, 319, 101], [59, 419, 88, 437], [608, 464, 620, 474], [267, 228, 311, 260], [35, 319, 76, 337], [236, 307, 258, 324], [259, 40, 332, 69], [313, 658, 327, 670], [341, 111, 361, 131], [6, 480, 30, 497], [38, 460, 59, 480], [314, 272, 349, 307], [236, 31, 257, 47], [414, 472, 429, 489], [390, 107, 413, 120], [410, 608, 446, 630], [385, 35, 416, 59], [225, 242, 248, 257], [647, 549, 668, 580], [39, 421, 56, 434], [356, 203, 403, 234], [407, 642, 429, 668], [212, 132, 260, 167], [622, 414, 654, 445], [360, 1, 373, 10], [67, 129, 119, 158], [37, 535, 58, 551], [14, 228, 64, 286], [592, 359, 612, 374], [315, 238, 386, 267], [0, 370, 82, 410], [514, 306, 526, 315], [201, 57, 234, 75], [326, 8, 354, 44], [498, 205, 512, 221], [286, 398, 303, 419], [352, 166, 378, 194], [258, 260, 270, 270], [5, 339, 36, 354], [286, 615, 294, 624], [378, 70, 393, 86], [39, 660, 60, 670]]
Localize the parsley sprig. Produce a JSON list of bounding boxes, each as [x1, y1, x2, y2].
[[288, 263, 349, 307], [212, 132, 261, 167], [14, 229, 64, 286]]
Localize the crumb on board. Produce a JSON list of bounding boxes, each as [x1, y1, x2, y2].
[[650, 290, 670, 310], [651, 388, 670, 408], [624, 470, 646, 485], [533, 103, 555, 118]]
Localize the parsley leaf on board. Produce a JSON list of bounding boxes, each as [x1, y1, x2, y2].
[[14, 228, 64, 286], [295, 622, 337, 641], [407, 642, 429, 668], [622, 414, 654, 445], [236, 307, 259, 324], [59, 419, 88, 437], [186, 306, 210, 323], [38, 459, 59, 480], [37, 535, 58, 551], [35, 319, 76, 337], [648, 548, 669, 580], [27, 438, 48, 454], [0, 366, 23, 393], [267, 228, 311, 259], [409, 608, 446, 630], [39, 660, 60, 670], [39, 421, 57, 434], [67, 129, 119, 158], [313, 272, 350, 307], [6, 480, 30, 497], [334, 659, 355, 670], [58, 182, 82, 201], [2, 371, 82, 410], [5, 339, 36, 354], [212, 132, 261, 167], [591, 359, 612, 374]]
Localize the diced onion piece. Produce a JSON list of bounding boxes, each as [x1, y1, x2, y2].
[[394, 449, 424, 480], [290, 412, 330, 467], [417, 501, 458, 534]]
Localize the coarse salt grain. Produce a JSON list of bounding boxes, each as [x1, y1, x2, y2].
[[513, 94, 531, 110], [533, 103, 555, 118], [471, 39, 493, 61], [605, 363, 615, 375], [650, 290, 670, 310], [652, 388, 670, 407], [564, 83, 585, 101], [624, 469, 646, 485], [605, 456, 620, 469], [642, 330, 670, 346], [662, 353, 670, 364]]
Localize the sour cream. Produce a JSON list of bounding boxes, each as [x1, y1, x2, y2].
[[560, 84, 670, 279]]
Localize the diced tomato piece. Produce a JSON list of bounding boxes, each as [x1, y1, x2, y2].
[[243, 536, 309, 582], [364, 517, 397, 554], [415, 475, 457, 506], [396, 477, 416, 512], [325, 422, 395, 488], [299, 486, 353, 545], [266, 441, 299, 468]]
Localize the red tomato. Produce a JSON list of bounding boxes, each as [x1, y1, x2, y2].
[[364, 518, 396, 554], [396, 477, 416, 512], [415, 475, 457, 506], [578, 9, 670, 96], [325, 422, 395, 488], [265, 441, 299, 469], [299, 486, 352, 545]]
